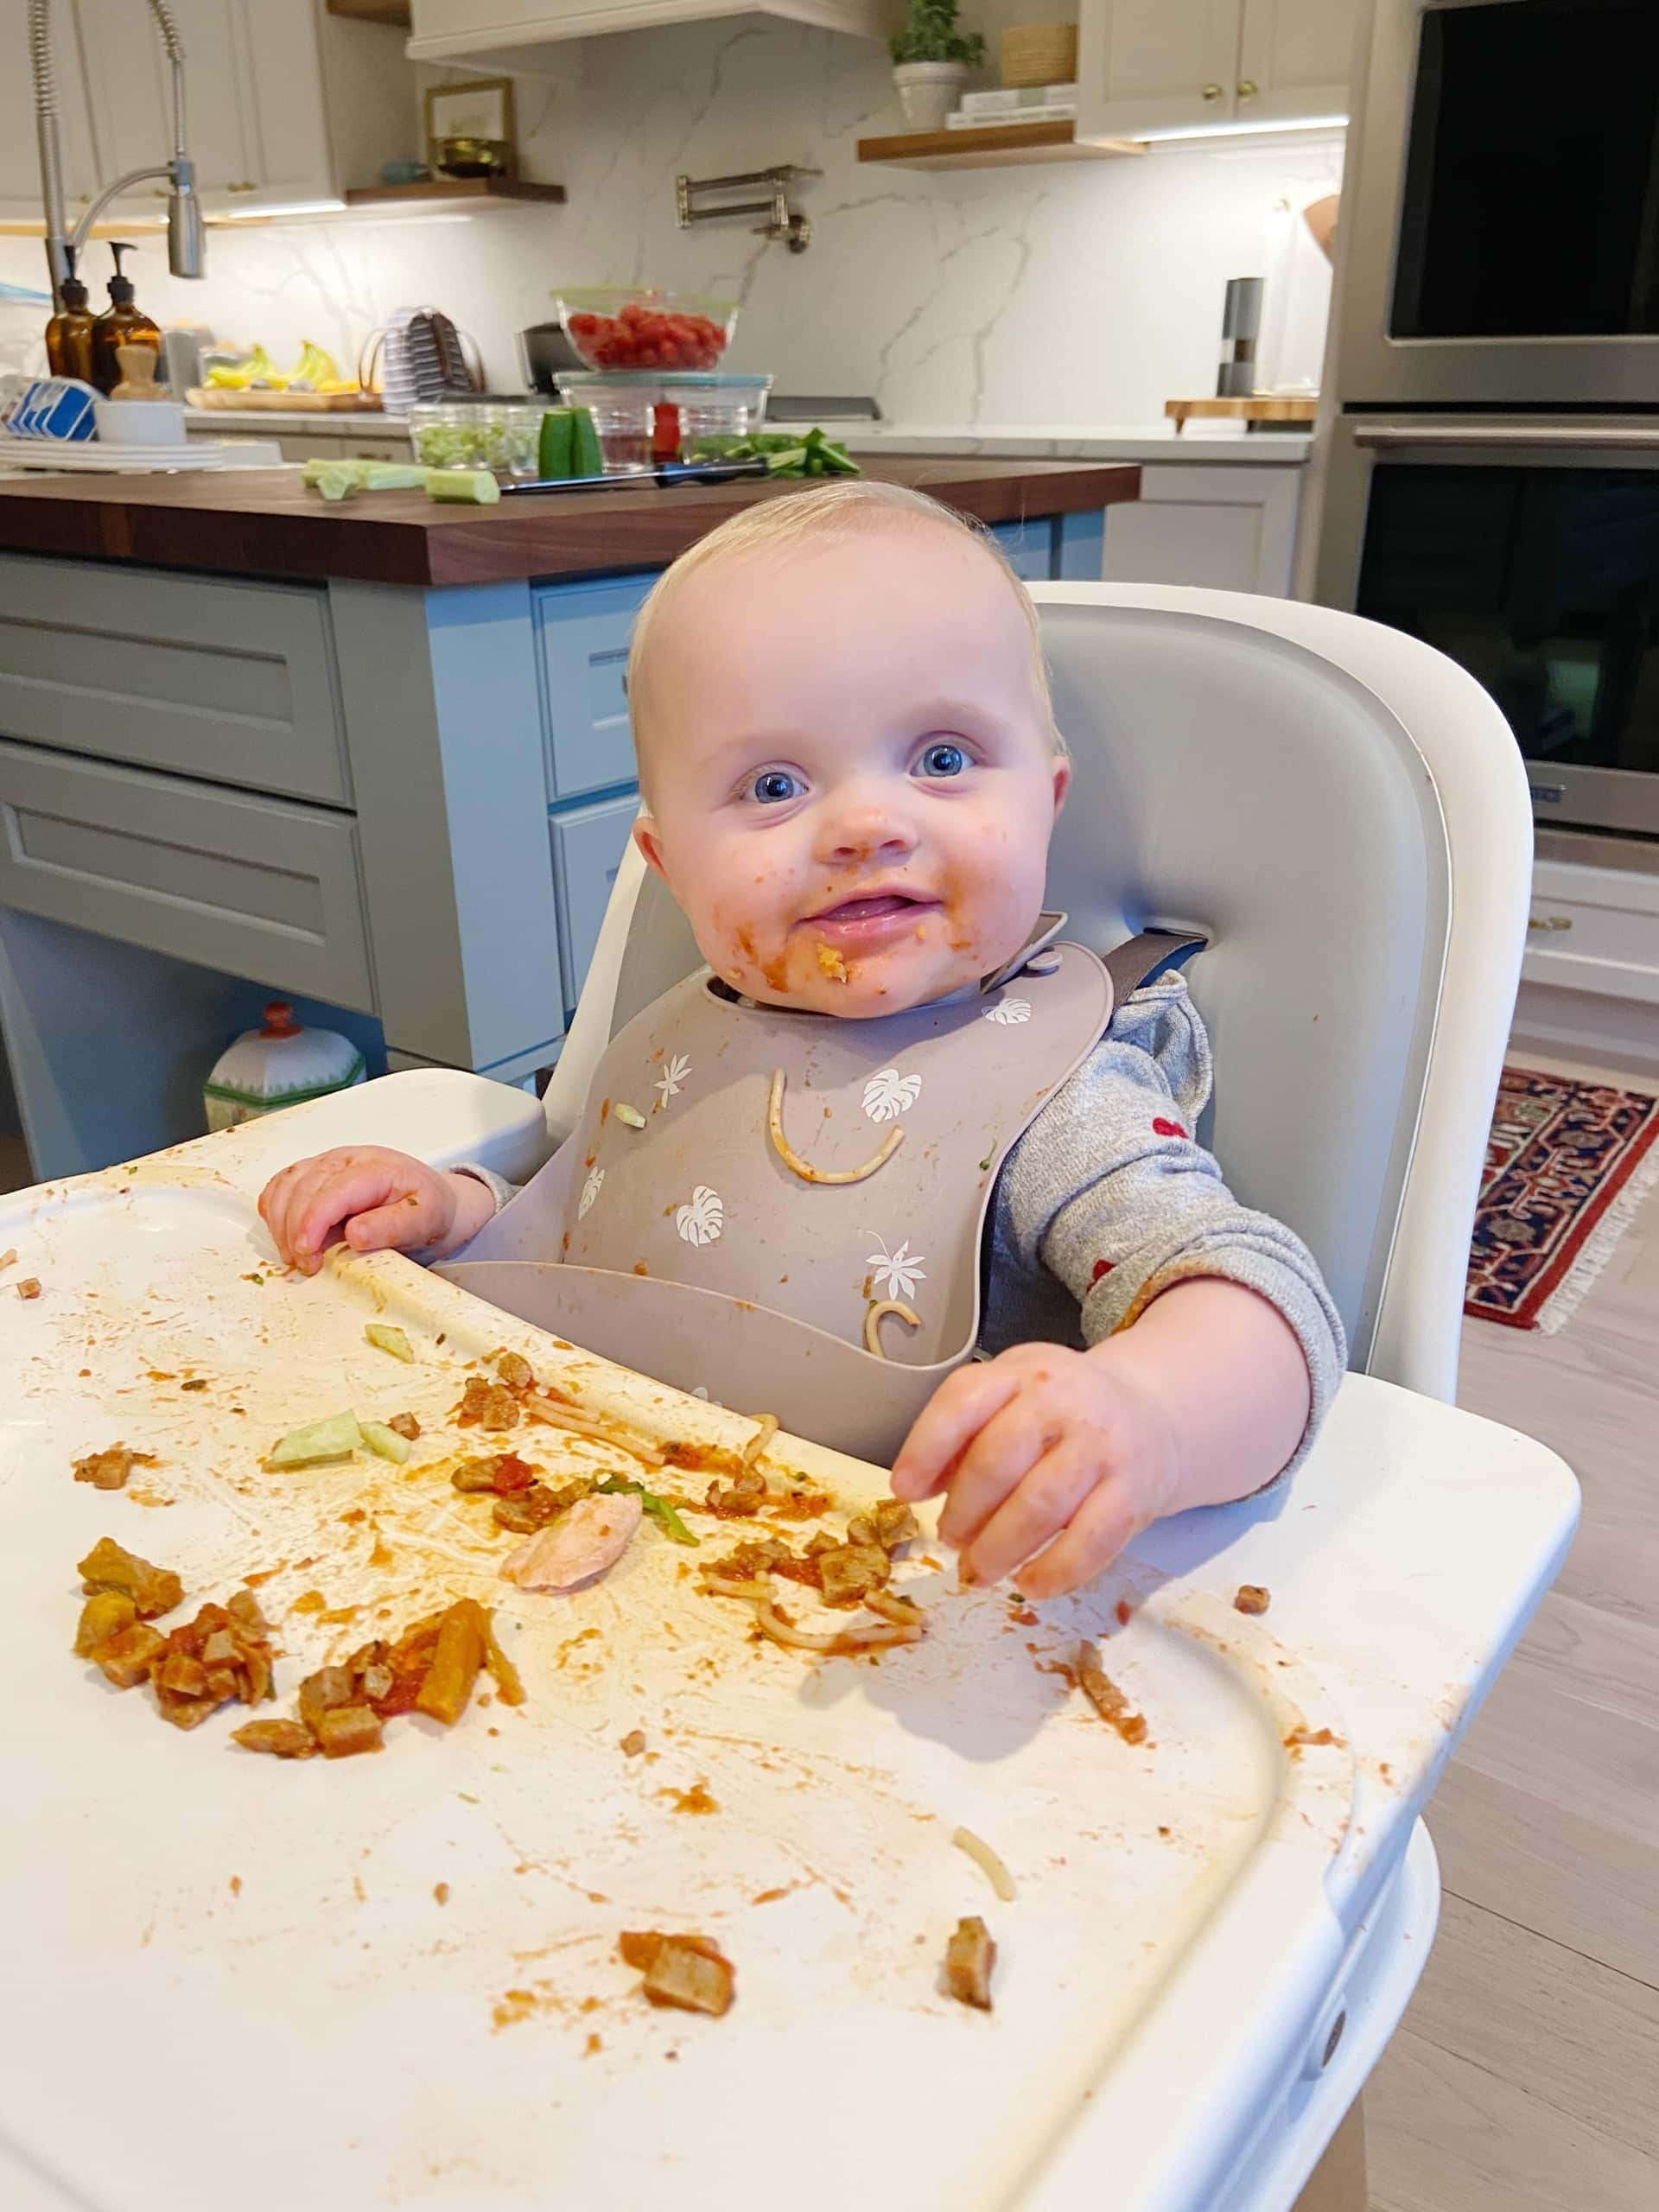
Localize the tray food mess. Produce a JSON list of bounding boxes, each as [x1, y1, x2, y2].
[[0, 1155, 1353, 2212]]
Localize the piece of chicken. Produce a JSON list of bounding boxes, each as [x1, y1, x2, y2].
[[499, 1491, 643, 1592]]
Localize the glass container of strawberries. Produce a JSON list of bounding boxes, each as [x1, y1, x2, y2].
[[554, 286, 740, 372]]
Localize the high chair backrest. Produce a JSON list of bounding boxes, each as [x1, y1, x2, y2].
[[543, 584, 1534, 1403]]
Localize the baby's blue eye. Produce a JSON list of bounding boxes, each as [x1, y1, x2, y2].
[[918, 741, 967, 779], [752, 769, 801, 804]]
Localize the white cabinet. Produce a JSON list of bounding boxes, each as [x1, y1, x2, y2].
[[0, 0, 104, 223], [1098, 461, 1304, 595], [1078, 0, 1357, 142], [4, 0, 416, 227], [407, 0, 889, 67]]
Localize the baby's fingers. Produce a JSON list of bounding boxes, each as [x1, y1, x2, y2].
[[287, 1161, 407, 1271], [891, 1361, 1024, 1503], [1016, 1480, 1144, 1601], [959, 1437, 1103, 1590], [342, 1187, 447, 1257]]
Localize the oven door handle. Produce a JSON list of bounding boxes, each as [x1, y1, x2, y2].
[[1352, 423, 1659, 450]]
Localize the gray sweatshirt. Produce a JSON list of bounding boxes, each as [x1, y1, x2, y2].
[[459, 972, 1345, 1476]]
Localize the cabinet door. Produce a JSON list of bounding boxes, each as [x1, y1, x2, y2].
[[72, 0, 256, 213], [232, 0, 338, 210], [1236, 0, 1357, 127], [1098, 465, 1303, 595], [1077, 0, 1243, 142], [552, 793, 639, 1021], [0, 0, 103, 222]]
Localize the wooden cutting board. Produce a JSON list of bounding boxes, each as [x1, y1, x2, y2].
[[1164, 395, 1318, 433]]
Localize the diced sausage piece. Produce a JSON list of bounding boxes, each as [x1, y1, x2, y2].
[[479, 1386, 520, 1432], [74, 1591, 137, 1657], [157, 1687, 226, 1731], [815, 1542, 892, 1607], [1077, 1640, 1148, 1746], [226, 1590, 270, 1637], [232, 1719, 317, 1759], [620, 1932, 734, 2017], [315, 1704, 385, 1758], [1234, 1584, 1271, 1617], [620, 1730, 647, 1758], [386, 1411, 421, 1441], [297, 1664, 358, 1737], [158, 1651, 209, 1698], [199, 1629, 237, 1668], [73, 1444, 155, 1491], [359, 1663, 393, 1703], [17, 1277, 41, 1300], [500, 1491, 642, 1592], [944, 1916, 996, 2011], [92, 1621, 167, 1688], [77, 1537, 183, 1619], [495, 1351, 535, 1393], [451, 1457, 508, 1494], [868, 1498, 919, 1550]]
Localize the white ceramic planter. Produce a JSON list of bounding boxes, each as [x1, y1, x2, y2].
[[893, 60, 969, 133]]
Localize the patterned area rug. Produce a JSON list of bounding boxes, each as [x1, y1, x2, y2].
[[1465, 1066, 1659, 1332]]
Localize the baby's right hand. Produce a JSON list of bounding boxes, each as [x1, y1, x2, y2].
[[257, 1146, 468, 1275]]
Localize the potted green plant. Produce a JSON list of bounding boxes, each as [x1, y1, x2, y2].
[[890, 0, 986, 132]]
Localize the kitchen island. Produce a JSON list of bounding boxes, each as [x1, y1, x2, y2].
[[0, 459, 1137, 1179]]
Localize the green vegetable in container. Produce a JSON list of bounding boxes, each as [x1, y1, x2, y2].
[[596, 1475, 699, 1546], [686, 425, 859, 480]]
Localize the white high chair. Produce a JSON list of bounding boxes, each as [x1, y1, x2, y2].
[[543, 581, 1535, 1407]]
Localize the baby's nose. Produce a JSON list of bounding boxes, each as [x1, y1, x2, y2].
[[816, 796, 918, 863]]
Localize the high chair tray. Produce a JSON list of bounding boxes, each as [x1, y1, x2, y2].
[[0, 1100, 1578, 2212]]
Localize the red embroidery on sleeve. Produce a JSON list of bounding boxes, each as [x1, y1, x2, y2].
[[1152, 1117, 1187, 1140]]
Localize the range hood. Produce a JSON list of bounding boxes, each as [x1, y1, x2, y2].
[[407, 0, 892, 67]]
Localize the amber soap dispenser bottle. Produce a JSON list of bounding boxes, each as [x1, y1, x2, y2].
[[45, 266, 97, 385], [90, 243, 164, 397]]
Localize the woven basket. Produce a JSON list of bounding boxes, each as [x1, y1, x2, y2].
[[1000, 22, 1078, 88]]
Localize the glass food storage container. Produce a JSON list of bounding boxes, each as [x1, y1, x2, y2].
[[553, 287, 739, 372], [556, 371, 773, 471], [661, 372, 773, 455], [407, 399, 546, 479], [554, 373, 658, 473]]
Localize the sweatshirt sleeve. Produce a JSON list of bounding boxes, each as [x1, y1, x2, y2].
[[993, 974, 1347, 1480]]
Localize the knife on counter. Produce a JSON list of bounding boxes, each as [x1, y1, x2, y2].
[[499, 456, 774, 496]]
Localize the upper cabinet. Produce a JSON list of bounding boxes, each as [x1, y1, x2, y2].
[[0, 0, 417, 226], [1077, 0, 1357, 143], [406, 0, 892, 68]]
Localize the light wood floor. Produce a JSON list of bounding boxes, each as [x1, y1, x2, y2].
[[3, 1054, 1655, 2207], [1366, 1047, 1659, 2212]]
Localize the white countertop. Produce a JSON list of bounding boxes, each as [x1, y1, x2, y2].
[[183, 407, 1313, 464]]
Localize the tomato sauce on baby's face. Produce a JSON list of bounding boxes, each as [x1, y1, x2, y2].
[[632, 525, 1067, 1019]]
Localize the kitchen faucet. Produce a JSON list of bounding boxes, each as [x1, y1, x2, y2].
[[28, 0, 204, 309]]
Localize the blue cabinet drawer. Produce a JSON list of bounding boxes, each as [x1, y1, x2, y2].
[[533, 573, 655, 802], [552, 791, 639, 1017], [990, 518, 1058, 582]]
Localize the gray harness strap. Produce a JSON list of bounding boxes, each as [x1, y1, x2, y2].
[[1102, 928, 1207, 1009]]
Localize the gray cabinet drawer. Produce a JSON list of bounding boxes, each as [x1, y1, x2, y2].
[[0, 739, 373, 1010], [552, 792, 639, 1017], [990, 518, 1058, 582], [533, 573, 654, 801], [0, 555, 350, 805]]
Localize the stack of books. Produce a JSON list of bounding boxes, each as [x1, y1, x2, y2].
[[946, 82, 1077, 130]]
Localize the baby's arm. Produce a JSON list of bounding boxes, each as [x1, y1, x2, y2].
[[258, 1147, 499, 1275], [893, 978, 1344, 1596]]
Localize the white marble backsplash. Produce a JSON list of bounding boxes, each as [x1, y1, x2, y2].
[[0, 21, 1343, 426]]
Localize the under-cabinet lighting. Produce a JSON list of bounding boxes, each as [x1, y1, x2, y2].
[[1139, 115, 1348, 143]]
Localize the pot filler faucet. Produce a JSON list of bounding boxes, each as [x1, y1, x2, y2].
[[29, 0, 205, 309]]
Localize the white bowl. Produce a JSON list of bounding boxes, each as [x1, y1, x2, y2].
[[95, 397, 187, 448]]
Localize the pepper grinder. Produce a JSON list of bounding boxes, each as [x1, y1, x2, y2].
[[1217, 276, 1264, 397]]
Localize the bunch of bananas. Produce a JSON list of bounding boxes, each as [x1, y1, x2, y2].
[[204, 340, 358, 395]]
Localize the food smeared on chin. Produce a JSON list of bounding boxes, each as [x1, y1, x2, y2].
[[619, 1930, 735, 2018], [816, 941, 849, 984]]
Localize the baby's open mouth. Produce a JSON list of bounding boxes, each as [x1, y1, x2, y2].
[[799, 892, 942, 953]]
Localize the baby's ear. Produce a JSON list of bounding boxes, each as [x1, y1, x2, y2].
[[1051, 753, 1072, 817], [632, 813, 670, 883]]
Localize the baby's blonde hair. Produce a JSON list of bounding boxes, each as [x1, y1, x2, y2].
[[626, 479, 1063, 801]]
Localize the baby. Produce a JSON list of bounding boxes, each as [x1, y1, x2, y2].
[[260, 481, 1343, 1599]]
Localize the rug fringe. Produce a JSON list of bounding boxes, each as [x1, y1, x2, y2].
[[1535, 1135, 1659, 1334]]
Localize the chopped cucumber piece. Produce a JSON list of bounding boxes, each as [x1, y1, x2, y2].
[[268, 1409, 361, 1468], [613, 1103, 646, 1129], [570, 407, 603, 479], [359, 462, 429, 492], [537, 406, 575, 481], [365, 1322, 415, 1363], [426, 468, 501, 506], [360, 1419, 412, 1465]]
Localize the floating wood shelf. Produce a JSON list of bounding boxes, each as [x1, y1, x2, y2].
[[856, 119, 1143, 170], [327, 0, 410, 23], [344, 176, 567, 213]]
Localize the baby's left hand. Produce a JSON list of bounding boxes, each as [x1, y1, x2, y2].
[[890, 1340, 1181, 1599]]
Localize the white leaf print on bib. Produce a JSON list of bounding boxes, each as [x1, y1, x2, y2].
[[655, 1052, 692, 1107], [866, 1236, 925, 1302], [676, 1185, 724, 1248], [984, 997, 1032, 1027], [578, 1163, 604, 1218], [861, 1067, 923, 1123]]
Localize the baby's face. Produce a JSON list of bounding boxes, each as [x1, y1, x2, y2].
[[633, 523, 1068, 1019]]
